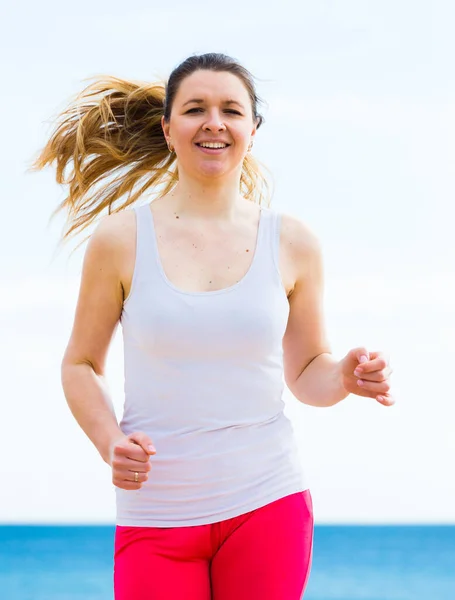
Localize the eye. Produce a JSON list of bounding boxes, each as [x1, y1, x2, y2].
[[184, 107, 242, 115]]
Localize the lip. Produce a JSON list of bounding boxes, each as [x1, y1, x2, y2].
[[195, 139, 230, 145], [195, 142, 230, 155]]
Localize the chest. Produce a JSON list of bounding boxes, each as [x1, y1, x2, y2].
[[120, 208, 296, 299], [121, 207, 293, 359], [155, 223, 261, 293]]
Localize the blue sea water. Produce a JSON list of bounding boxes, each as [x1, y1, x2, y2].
[[0, 525, 454, 600]]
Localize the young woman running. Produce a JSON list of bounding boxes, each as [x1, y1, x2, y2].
[[34, 53, 394, 600]]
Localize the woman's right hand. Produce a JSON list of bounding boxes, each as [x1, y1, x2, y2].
[[109, 431, 156, 490]]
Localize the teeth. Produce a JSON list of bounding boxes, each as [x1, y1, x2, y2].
[[199, 142, 227, 149]]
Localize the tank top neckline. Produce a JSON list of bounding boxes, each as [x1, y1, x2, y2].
[[144, 204, 267, 297]]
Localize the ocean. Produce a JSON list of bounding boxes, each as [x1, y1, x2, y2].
[[0, 525, 454, 599]]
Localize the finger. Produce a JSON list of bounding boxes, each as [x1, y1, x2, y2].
[[356, 379, 391, 394], [115, 441, 152, 463], [128, 432, 157, 456], [112, 468, 150, 488], [125, 451, 153, 464], [112, 477, 143, 491], [125, 470, 149, 483], [376, 394, 395, 406], [354, 356, 389, 375], [111, 456, 152, 473], [351, 348, 370, 365], [355, 370, 391, 383], [355, 357, 387, 374], [366, 350, 389, 362], [126, 461, 152, 474]]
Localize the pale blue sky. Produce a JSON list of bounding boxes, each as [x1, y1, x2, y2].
[[1, 0, 454, 523]]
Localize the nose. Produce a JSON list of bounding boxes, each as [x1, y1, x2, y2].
[[202, 109, 226, 132]]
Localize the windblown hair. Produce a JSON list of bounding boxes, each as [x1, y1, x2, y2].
[[32, 53, 271, 243]]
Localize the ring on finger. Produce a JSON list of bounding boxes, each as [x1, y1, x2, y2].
[[134, 472, 139, 483]]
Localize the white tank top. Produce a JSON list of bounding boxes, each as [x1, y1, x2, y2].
[[116, 203, 308, 527]]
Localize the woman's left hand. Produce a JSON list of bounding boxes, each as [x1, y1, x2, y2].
[[340, 348, 394, 406]]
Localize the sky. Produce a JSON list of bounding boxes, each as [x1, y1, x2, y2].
[[1, 0, 454, 524]]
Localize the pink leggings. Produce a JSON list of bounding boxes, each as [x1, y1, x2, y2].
[[114, 490, 313, 599]]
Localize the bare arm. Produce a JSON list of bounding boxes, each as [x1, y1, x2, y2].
[[282, 215, 349, 407], [61, 213, 128, 464]]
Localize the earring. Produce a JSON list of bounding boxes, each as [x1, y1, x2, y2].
[[248, 141, 254, 152], [167, 140, 174, 153]]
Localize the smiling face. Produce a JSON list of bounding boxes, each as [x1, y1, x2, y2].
[[162, 70, 258, 181]]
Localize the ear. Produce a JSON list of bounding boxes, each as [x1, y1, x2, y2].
[[161, 115, 171, 144], [250, 119, 259, 141]]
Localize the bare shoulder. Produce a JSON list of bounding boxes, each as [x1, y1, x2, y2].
[[280, 212, 322, 259], [85, 208, 137, 300], [88, 209, 136, 265], [279, 212, 323, 291], [90, 209, 135, 252]]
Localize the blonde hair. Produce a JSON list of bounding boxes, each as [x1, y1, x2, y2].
[[32, 53, 271, 243]]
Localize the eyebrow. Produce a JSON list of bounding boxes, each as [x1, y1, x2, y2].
[[182, 98, 245, 109]]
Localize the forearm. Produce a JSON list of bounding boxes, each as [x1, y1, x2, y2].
[[61, 362, 124, 464], [290, 353, 349, 407]]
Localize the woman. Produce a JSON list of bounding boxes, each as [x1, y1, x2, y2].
[[34, 53, 393, 599]]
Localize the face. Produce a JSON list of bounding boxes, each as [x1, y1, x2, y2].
[[162, 70, 257, 180]]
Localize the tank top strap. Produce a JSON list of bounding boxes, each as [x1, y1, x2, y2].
[[131, 203, 162, 286], [252, 207, 282, 281]]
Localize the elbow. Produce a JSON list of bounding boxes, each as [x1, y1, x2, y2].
[[61, 345, 99, 375], [60, 354, 99, 391], [286, 379, 341, 408], [295, 394, 339, 408], [285, 380, 312, 406]]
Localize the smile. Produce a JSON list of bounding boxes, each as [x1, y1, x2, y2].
[[195, 142, 230, 154], [197, 142, 228, 148]]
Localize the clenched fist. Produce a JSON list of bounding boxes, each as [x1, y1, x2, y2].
[[108, 431, 156, 491], [340, 347, 394, 406]]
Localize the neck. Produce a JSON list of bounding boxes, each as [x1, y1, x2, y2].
[[167, 169, 245, 222]]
